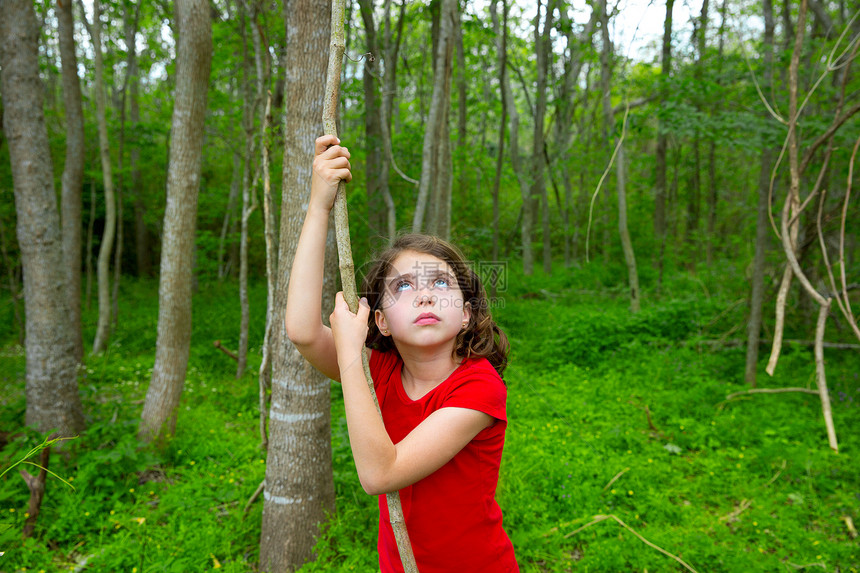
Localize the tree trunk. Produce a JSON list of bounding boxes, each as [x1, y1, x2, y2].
[[85, 180, 96, 310], [238, 0, 259, 380], [454, 3, 468, 196], [413, 0, 455, 234], [139, 0, 212, 442], [686, 0, 709, 266], [654, 0, 674, 282], [0, 0, 86, 436], [90, 0, 117, 354], [259, 1, 336, 569], [600, 0, 640, 312], [745, 0, 775, 387], [57, 0, 85, 363], [491, 0, 533, 275], [218, 152, 242, 279], [379, 0, 406, 243], [491, 1, 509, 273], [533, 0, 554, 274], [358, 0, 386, 244], [130, 33, 149, 279]]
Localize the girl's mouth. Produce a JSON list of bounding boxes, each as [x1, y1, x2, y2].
[[414, 313, 440, 325]]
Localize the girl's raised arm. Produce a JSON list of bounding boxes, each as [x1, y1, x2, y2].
[[284, 135, 352, 381]]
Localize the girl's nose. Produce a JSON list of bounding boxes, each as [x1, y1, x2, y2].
[[416, 292, 436, 306]]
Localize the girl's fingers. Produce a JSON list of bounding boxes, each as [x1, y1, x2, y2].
[[315, 134, 339, 154], [319, 144, 350, 161], [332, 169, 352, 183]]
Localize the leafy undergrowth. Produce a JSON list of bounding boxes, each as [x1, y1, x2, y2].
[[1, 268, 859, 572]]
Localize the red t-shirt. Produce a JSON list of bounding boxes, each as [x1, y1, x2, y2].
[[369, 349, 519, 573]]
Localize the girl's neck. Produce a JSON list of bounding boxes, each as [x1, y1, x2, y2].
[[397, 347, 462, 400]]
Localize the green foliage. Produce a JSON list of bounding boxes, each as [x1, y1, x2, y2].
[[1, 272, 858, 571]]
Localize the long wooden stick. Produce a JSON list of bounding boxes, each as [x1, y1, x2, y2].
[[322, 2, 418, 570]]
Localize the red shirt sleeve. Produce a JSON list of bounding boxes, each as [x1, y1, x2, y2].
[[440, 358, 507, 424]]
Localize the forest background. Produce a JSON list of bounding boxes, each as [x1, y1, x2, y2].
[[1, 0, 859, 571]]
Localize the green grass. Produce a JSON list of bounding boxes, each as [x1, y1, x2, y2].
[[1, 266, 858, 572]]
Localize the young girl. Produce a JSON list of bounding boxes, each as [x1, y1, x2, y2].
[[285, 134, 518, 572]]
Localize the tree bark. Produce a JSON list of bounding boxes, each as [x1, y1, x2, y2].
[[491, 0, 534, 275], [57, 0, 85, 363], [413, 0, 455, 234], [745, 0, 775, 387], [379, 0, 407, 243], [238, 0, 260, 379], [533, 0, 554, 274], [491, 0, 509, 273], [218, 151, 242, 279], [654, 0, 674, 282], [90, 0, 118, 354], [258, 1, 336, 569], [358, 0, 386, 244], [131, 40, 150, 279], [599, 0, 640, 312], [139, 0, 212, 442], [0, 0, 85, 436]]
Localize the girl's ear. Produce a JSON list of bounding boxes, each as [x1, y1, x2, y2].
[[374, 309, 389, 335], [463, 301, 472, 327]]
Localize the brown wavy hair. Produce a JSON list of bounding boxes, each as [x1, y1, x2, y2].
[[360, 234, 509, 377]]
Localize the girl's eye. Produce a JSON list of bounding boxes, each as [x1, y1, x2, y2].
[[395, 281, 413, 292], [433, 278, 450, 289]]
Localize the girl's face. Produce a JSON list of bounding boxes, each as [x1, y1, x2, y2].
[[374, 250, 470, 355]]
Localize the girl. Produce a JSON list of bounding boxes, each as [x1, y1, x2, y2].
[[285, 134, 518, 572]]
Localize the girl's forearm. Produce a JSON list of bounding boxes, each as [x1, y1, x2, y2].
[[339, 353, 397, 494], [285, 205, 330, 345]]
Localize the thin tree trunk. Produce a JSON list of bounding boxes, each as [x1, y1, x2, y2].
[[258, 93, 276, 451], [413, 0, 455, 233], [237, 0, 259, 380], [85, 180, 96, 310], [814, 300, 838, 450], [139, 0, 212, 442], [358, 0, 386, 243], [57, 0, 85, 363], [745, 0, 775, 386], [491, 0, 533, 275], [491, 4, 508, 277], [533, 0, 554, 274], [89, 0, 117, 354], [218, 152, 242, 279], [599, 1, 640, 312], [130, 31, 149, 279], [0, 0, 86, 436], [766, 0, 806, 377], [454, 2, 467, 197], [380, 0, 406, 243], [654, 0, 674, 283], [259, 0, 336, 569], [250, 0, 275, 444]]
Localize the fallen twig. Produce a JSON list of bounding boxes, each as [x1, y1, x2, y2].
[[564, 513, 698, 573], [243, 479, 265, 516], [764, 460, 787, 487], [213, 340, 238, 362], [725, 387, 819, 401], [698, 338, 860, 350], [602, 467, 630, 491], [718, 499, 752, 523]]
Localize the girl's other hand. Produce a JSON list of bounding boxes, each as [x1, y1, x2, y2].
[[311, 134, 352, 213], [330, 292, 370, 372]]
